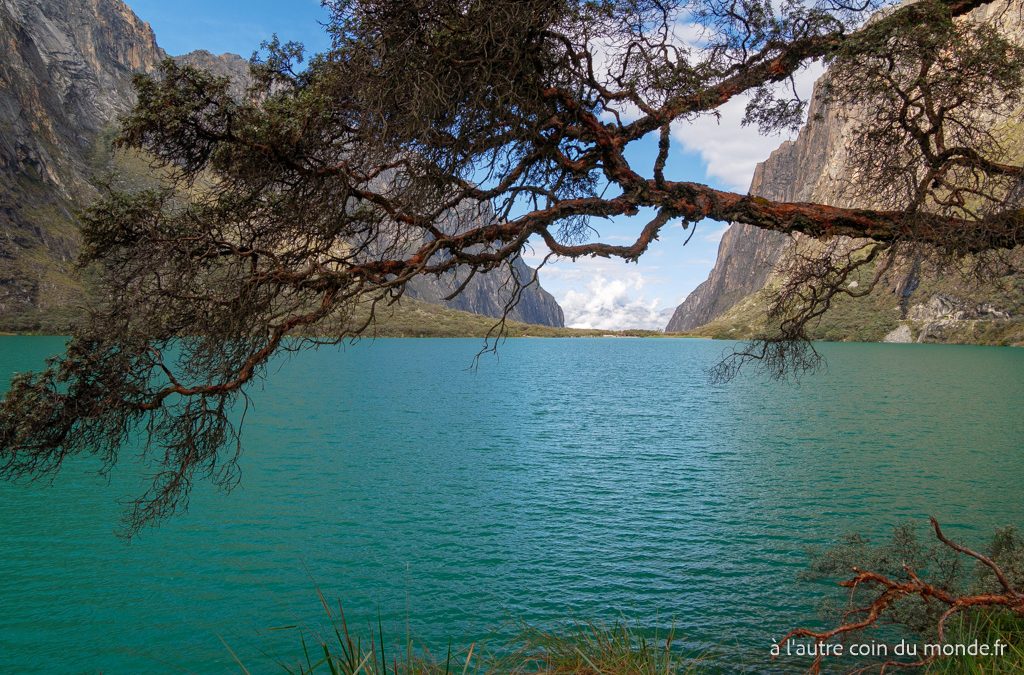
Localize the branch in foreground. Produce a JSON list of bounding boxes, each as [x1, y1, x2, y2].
[[778, 517, 1024, 673], [2, 0, 1023, 534]]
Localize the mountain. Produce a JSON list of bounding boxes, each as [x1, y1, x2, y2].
[[0, 0, 564, 331], [405, 258, 564, 327], [666, 0, 1024, 344], [173, 49, 252, 98], [0, 0, 163, 328], [664, 78, 852, 334]]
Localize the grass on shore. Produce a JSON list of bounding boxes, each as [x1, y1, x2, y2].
[[274, 623, 701, 675], [250, 591, 1024, 675], [241, 595, 705, 675], [342, 298, 609, 338], [925, 609, 1024, 674], [338, 298, 672, 339]]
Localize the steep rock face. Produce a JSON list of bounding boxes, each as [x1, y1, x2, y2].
[[0, 0, 164, 322], [662, 222, 783, 332], [666, 74, 858, 333], [173, 49, 252, 98], [666, 0, 1024, 341], [0, 0, 564, 329], [0, 0, 163, 162], [405, 256, 564, 326]]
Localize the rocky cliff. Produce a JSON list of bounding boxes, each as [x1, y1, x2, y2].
[[0, 0, 163, 326], [0, 0, 564, 330], [664, 76, 854, 333], [405, 256, 564, 327], [173, 49, 252, 99], [666, 0, 1024, 344]]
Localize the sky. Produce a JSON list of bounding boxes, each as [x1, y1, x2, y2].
[[127, 0, 823, 330]]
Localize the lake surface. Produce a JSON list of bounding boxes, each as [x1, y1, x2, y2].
[[0, 337, 1021, 673]]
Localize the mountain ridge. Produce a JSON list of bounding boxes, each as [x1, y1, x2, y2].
[[0, 0, 564, 331], [666, 0, 1024, 344]]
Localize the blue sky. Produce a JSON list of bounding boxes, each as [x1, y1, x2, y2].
[[127, 0, 821, 329], [129, 0, 333, 58]]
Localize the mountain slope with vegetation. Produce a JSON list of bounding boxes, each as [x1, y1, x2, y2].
[[0, 0, 564, 332], [666, 0, 1024, 345], [0, 0, 163, 329]]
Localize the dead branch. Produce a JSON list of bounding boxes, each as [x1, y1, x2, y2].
[[777, 517, 1024, 673]]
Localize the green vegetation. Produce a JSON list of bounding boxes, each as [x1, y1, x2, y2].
[[244, 577, 1023, 674], [0, 126, 178, 335], [246, 597, 702, 675], [694, 254, 1024, 346], [926, 610, 1024, 674], [693, 274, 904, 343], [0, 307, 85, 335], [337, 299, 667, 339], [0, 173, 84, 331], [803, 522, 1024, 673]]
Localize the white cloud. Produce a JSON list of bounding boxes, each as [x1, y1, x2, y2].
[[518, 57, 827, 328], [671, 62, 825, 191], [588, 17, 824, 193], [560, 273, 672, 330], [523, 229, 718, 330]]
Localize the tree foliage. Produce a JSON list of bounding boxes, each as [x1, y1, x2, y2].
[[788, 519, 1024, 672], [1, 0, 1023, 533]]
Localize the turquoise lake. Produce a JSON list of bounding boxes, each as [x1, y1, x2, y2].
[[0, 337, 1022, 673]]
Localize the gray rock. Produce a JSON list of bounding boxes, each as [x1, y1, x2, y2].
[[882, 324, 913, 343], [907, 294, 1011, 322], [0, 0, 564, 329], [664, 0, 1024, 341], [173, 50, 252, 99]]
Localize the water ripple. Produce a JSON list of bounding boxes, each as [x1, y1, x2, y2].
[[0, 337, 1022, 673]]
